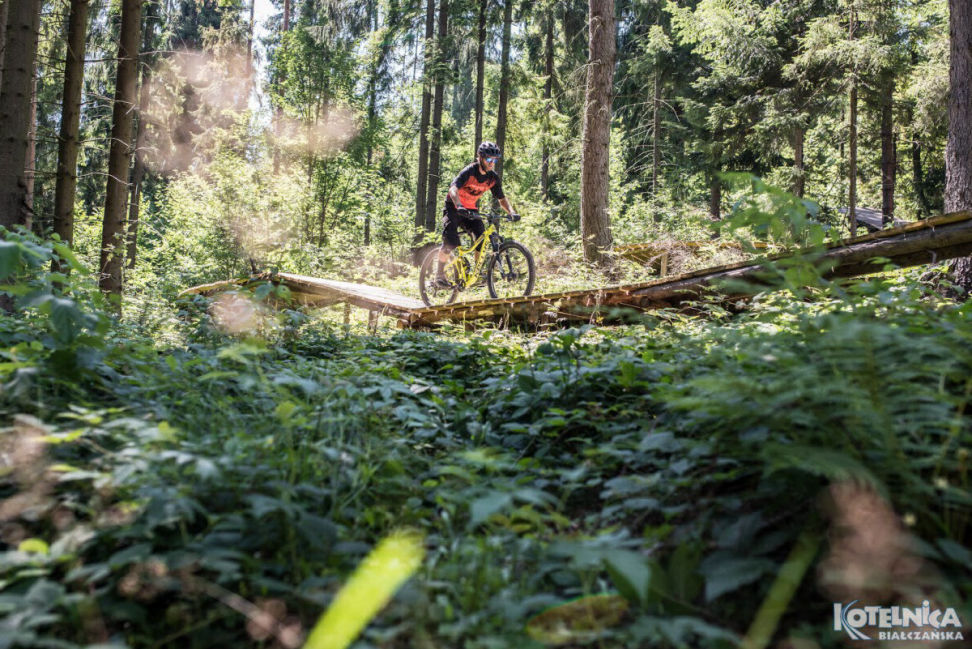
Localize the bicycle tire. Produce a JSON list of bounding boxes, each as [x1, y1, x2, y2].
[[486, 240, 536, 299], [419, 246, 459, 307]]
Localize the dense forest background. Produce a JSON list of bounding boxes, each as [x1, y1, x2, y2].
[[0, 0, 964, 300], [1, 0, 971, 648]]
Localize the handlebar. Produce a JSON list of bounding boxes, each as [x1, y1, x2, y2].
[[458, 209, 518, 222]]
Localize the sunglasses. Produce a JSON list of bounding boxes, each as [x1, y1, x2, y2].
[[484, 157, 498, 164]]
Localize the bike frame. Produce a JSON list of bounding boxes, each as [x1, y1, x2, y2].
[[447, 215, 505, 289]]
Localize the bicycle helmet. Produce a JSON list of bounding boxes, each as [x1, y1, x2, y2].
[[477, 141, 501, 159]]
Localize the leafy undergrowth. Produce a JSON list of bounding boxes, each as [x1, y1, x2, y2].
[[1, 232, 970, 649]]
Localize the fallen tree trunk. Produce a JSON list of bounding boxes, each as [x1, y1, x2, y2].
[[403, 210, 972, 327], [180, 212, 972, 330]]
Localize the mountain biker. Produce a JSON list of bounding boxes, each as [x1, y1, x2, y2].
[[435, 141, 520, 287]]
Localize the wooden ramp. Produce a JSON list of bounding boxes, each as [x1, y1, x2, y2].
[[181, 211, 972, 330]]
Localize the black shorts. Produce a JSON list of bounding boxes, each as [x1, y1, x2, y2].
[[442, 202, 485, 250]]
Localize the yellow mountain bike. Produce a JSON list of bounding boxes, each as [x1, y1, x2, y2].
[[419, 212, 536, 307]]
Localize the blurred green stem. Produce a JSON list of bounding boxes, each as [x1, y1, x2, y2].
[[740, 525, 821, 649]]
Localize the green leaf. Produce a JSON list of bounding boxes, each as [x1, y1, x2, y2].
[[18, 538, 50, 555], [936, 538, 972, 566], [51, 242, 86, 272], [699, 553, 776, 602], [667, 543, 703, 602], [253, 283, 273, 301], [605, 550, 651, 606], [761, 444, 885, 496], [0, 240, 22, 277], [49, 297, 86, 342], [468, 492, 513, 528]]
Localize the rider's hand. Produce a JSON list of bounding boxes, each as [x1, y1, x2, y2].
[[510, 212, 521, 222]]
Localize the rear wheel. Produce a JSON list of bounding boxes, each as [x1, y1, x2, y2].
[[486, 241, 535, 299], [419, 246, 459, 306]]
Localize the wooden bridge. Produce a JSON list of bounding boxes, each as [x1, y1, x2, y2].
[[181, 211, 972, 329]]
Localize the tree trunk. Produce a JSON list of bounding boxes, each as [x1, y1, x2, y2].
[[542, 8, 553, 201], [651, 59, 661, 198], [847, 11, 858, 235], [947, 0, 972, 290], [792, 126, 805, 198], [364, 0, 394, 247], [912, 130, 929, 217], [848, 80, 858, 235], [125, 0, 157, 270], [474, 0, 486, 156], [273, 0, 290, 173], [424, 0, 448, 230], [53, 0, 90, 260], [415, 0, 435, 233], [365, 1, 377, 247], [246, 0, 255, 93], [494, 0, 513, 178], [0, 0, 8, 90], [580, 0, 615, 266], [880, 77, 895, 225], [100, 0, 142, 299], [24, 73, 37, 232], [709, 173, 721, 220], [0, 0, 41, 229]]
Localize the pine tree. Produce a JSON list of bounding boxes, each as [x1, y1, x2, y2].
[[580, 0, 614, 265], [53, 0, 91, 260], [495, 0, 513, 177], [100, 0, 142, 299], [0, 0, 42, 228], [946, 0, 972, 289]]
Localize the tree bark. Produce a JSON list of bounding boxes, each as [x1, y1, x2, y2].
[[246, 0, 255, 93], [580, 0, 615, 266], [651, 59, 661, 198], [474, 0, 486, 156], [24, 73, 37, 232], [415, 0, 435, 233], [848, 80, 858, 234], [0, 0, 41, 229], [847, 11, 858, 235], [947, 0, 972, 289], [912, 131, 929, 217], [364, 0, 395, 246], [792, 126, 805, 198], [125, 0, 157, 270], [542, 7, 553, 201], [100, 0, 142, 299], [0, 0, 8, 90], [424, 0, 448, 230], [494, 0, 513, 178], [709, 173, 721, 220], [53, 0, 90, 259], [273, 0, 291, 173], [880, 77, 895, 225]]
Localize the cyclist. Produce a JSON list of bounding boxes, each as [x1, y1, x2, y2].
[[435, 141, 520, 287]]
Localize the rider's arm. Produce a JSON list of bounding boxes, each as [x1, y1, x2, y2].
[[447, 184, 462, 209], [499, 197, 516, 215]]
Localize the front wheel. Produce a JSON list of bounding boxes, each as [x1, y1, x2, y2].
[[486, 241, 536, 299], [419, 246, 459, 307]]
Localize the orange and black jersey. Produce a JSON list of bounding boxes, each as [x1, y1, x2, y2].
[[447, 162, 505, 210]]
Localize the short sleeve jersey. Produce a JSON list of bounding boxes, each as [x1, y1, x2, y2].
[[448, 162, 505, 210]]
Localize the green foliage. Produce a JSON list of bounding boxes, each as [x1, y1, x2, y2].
[[1, 245, 970, 647]]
